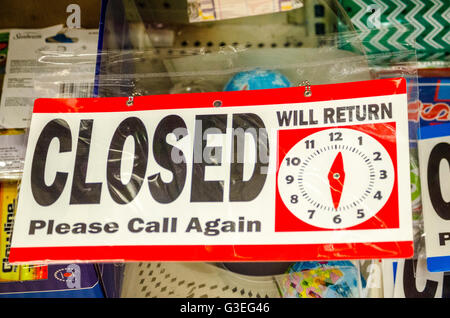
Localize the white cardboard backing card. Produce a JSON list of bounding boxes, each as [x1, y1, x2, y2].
[[0, 25, 98, 129]]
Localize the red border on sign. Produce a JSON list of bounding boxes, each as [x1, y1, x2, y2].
[[9, 241, 413, 263], [33, 78, 407, 113]]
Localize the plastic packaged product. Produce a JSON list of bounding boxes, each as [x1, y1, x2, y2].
[[0, 180, 47, 282], [0, 25, 98, 129], [337, 0, 450, 63], [224, 69, 291, 91], [0, 129, 27, 181], [276, 261, 363, 298]]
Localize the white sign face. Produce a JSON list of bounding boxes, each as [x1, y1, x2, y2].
[[10, 78, 414, 264], [418, 123, 450, 272]]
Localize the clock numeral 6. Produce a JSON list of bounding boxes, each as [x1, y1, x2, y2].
[[285, 157, 301, 166], [333, 214, 342, 224]]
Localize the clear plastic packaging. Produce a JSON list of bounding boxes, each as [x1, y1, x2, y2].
[[8, 1, 423, 284]]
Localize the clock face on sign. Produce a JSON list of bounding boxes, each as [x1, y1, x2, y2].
[[276, 124, 397, 230]]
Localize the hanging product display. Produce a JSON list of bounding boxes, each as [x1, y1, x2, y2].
[[276, 261, 363, 298], [418, 123, 450, 272], [187, 0, 304, 23], [0, 25, 99, 129], [337, 0, 450, 62]]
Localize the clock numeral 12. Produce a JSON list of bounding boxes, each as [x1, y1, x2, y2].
[[329, 132, 343, 142]]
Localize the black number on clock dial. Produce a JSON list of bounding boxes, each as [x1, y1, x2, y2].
[[329, 132, 343, 141]]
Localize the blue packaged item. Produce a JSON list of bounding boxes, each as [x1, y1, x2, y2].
[[0, 264, 104, 298], [224, 69, 291, 91], [418, 77, 450, 129]]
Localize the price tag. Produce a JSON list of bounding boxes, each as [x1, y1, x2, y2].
[[418, 123, 450, 272], [9, 78, 414, 263]]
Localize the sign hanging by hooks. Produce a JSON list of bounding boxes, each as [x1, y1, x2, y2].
[[9, 78, 414, 264]]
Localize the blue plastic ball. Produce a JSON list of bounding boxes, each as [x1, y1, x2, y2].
[[224, 69, 291, 91]]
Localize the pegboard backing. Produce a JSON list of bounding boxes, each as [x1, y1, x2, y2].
[[121, 262, 281, 298], [122, 0, 337, 50]]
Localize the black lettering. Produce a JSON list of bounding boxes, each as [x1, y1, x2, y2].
[[88, 222, 102, 234], [381, 102, 392, 119], [106, 117, 149, 204], [368, 104, 379, 120], [190, 115, 227, 202], [128, 218, 144, 233], [229, 113, 268, 201], [336, 107, 346, 123], [47, 219, 54, 235], [347, 106, 355, 122], [309, 109, 318, 125], [145, 222, 160, 233], [104, 222, 119, 233], [70, 119, 102, 204], [186, 217, 202, 233], [355, 105, 366, 121], [439, 232, 450, 246], [148, 115, 187, 204], [247, 220, 261, 232], [428, 142, 450, 220], [29, 220, 46, 235], [72, 223, 87, 234], [31, 119, 71, 206], [276, 111, 292, 127], [403, 259, 438, 298], [55, 223, 70, 234], [323, 108, 335, 124], [298, 110, 308, 125]]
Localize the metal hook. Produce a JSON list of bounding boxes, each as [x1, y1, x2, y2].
[[126, 96, 134, 106], [300, 80, 312, 97]]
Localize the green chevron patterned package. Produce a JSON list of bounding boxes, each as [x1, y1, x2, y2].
[[337, 0, 450, 64]]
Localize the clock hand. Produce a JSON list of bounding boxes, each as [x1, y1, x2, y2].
[[328, 152, 345, 210]]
